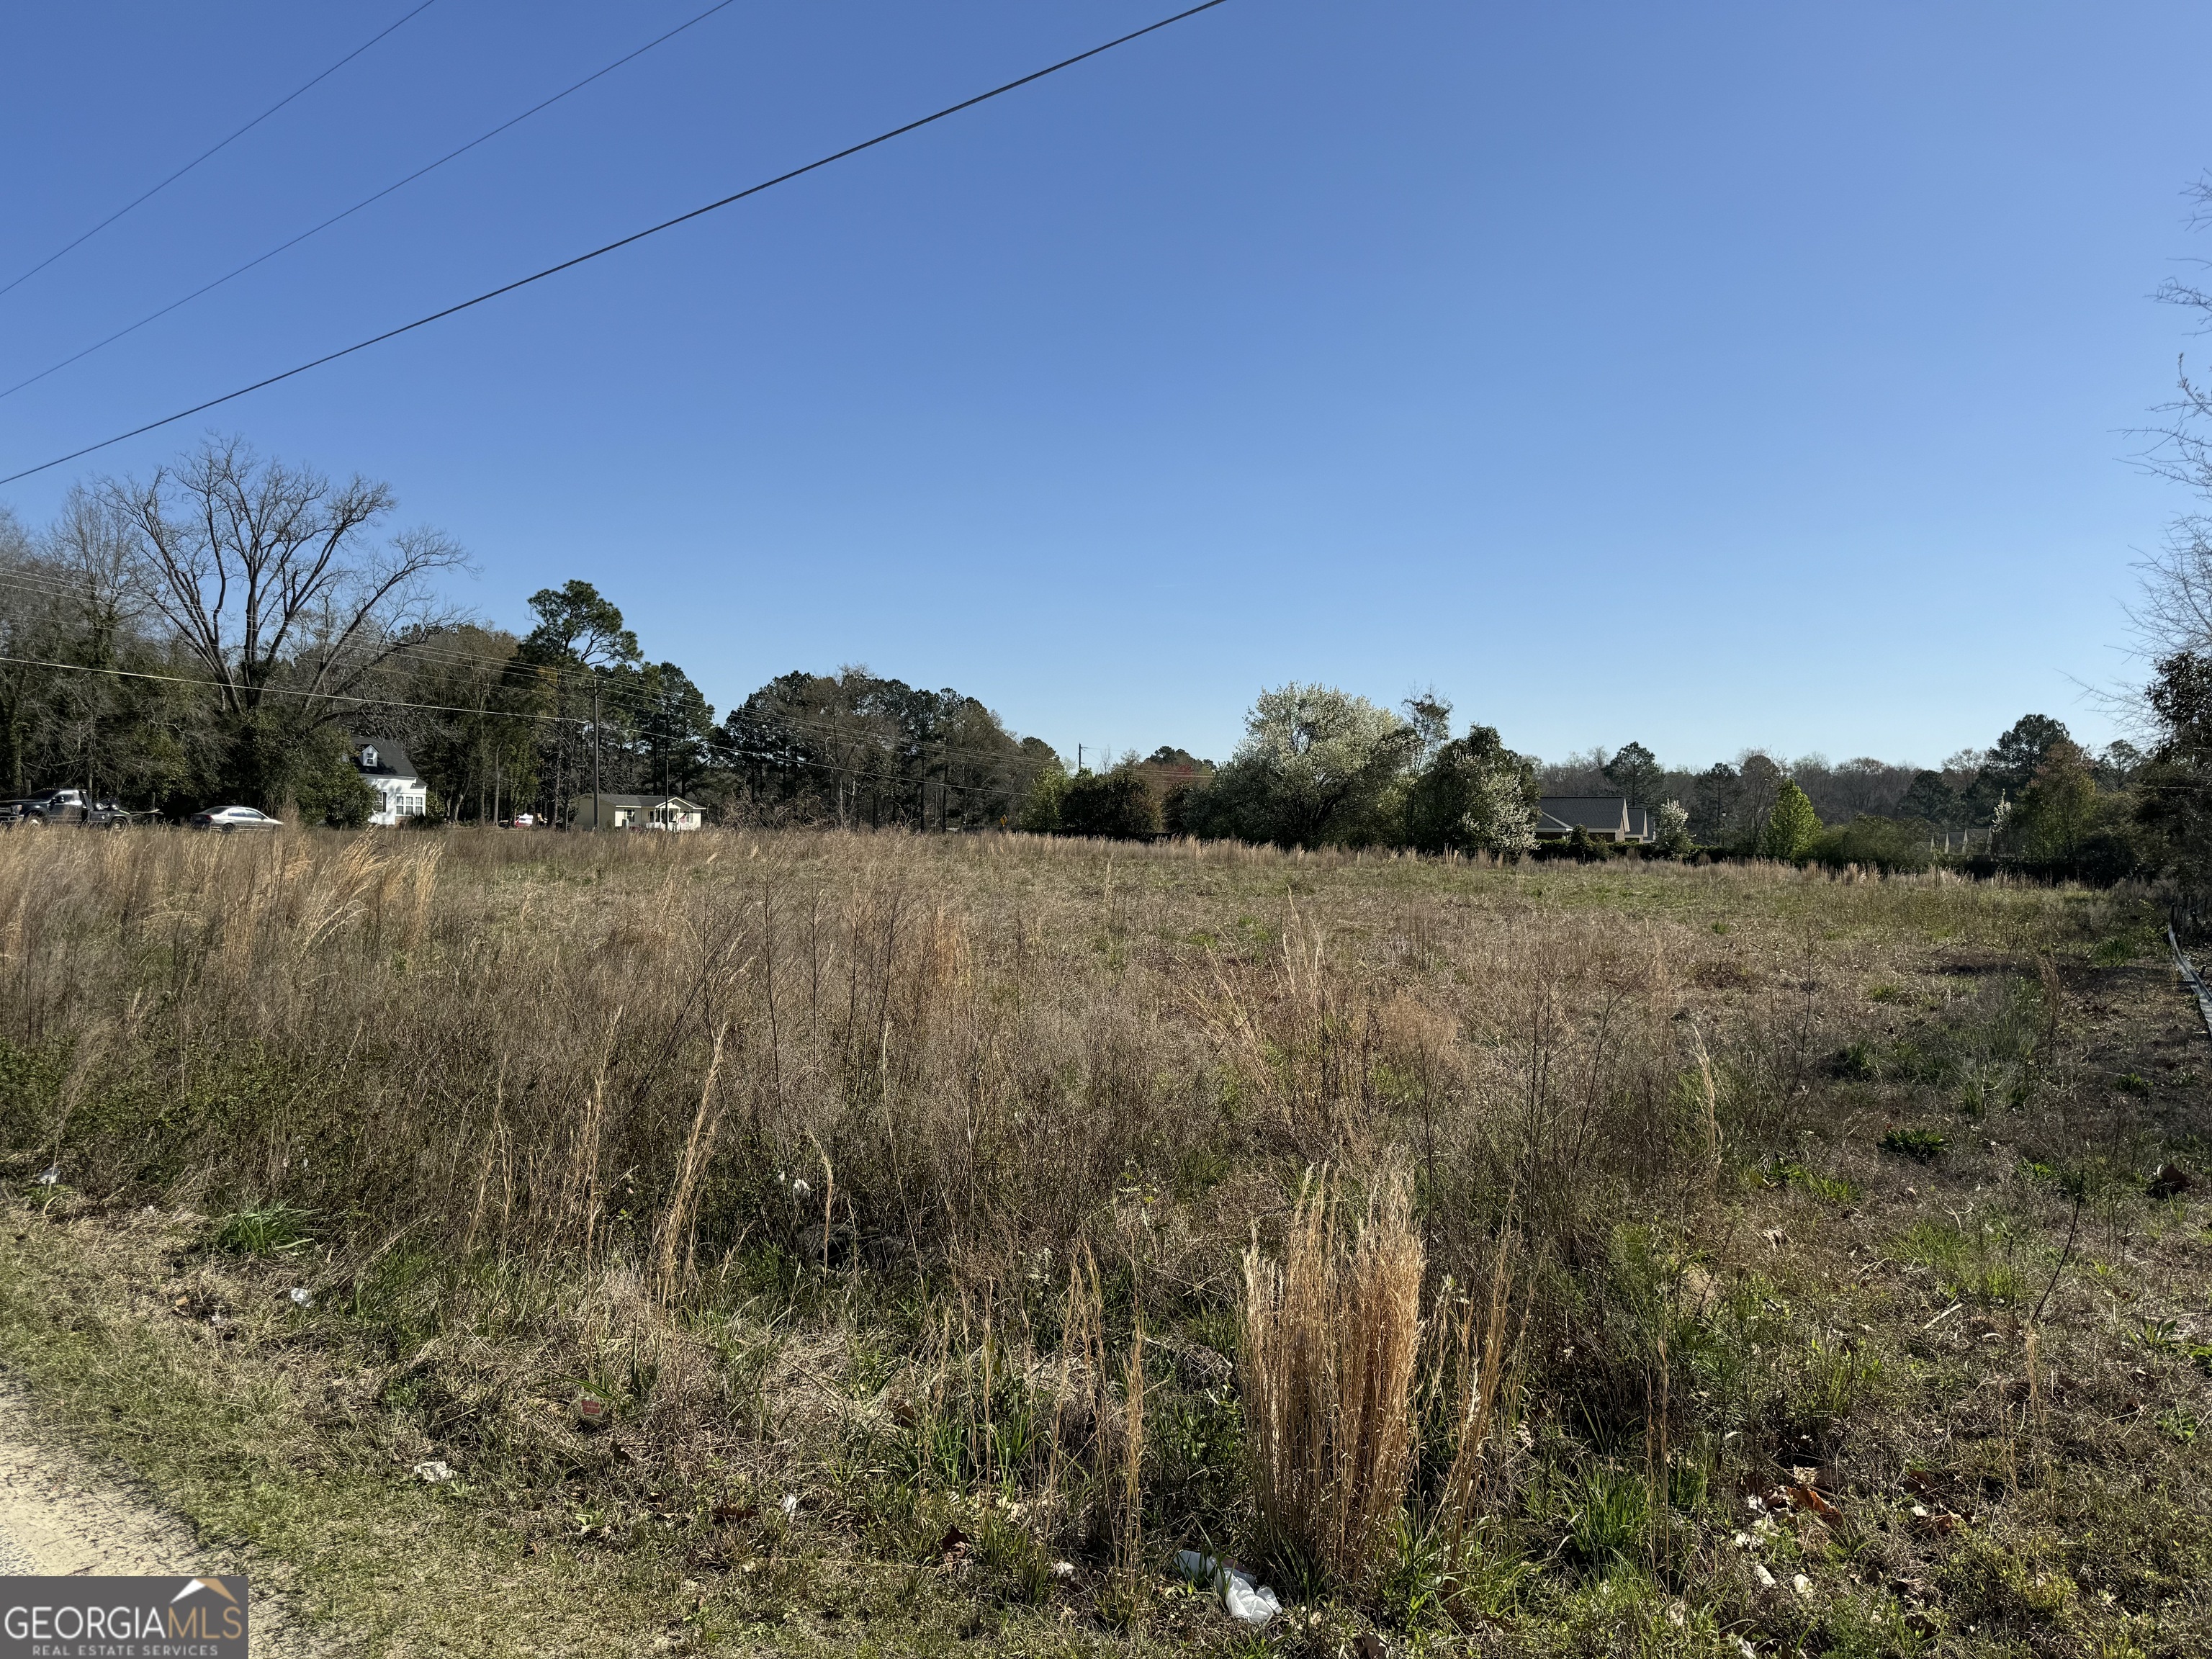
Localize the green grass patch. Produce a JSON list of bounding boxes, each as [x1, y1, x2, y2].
[[1896, 1216, 2035, 1305], [1880, 1127, 1947, 1163], [1763, 1158, 1860, 1204], [209, 1202, 317, 1256]]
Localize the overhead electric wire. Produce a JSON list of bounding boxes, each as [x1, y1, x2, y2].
[[0, 0, 442, 301], [0, 575, 1027, 763], [0, 649, 1012, 799], [0, 0, 745, 404], [0, 539, 1087, 768], [343, 631, 1045, 766], [0, 648, 565, 723], [0, 0, 1233, 488], [0, 565, 1036, 764], [0, 585, 1048, 769], [0, 564, 1067, 773]]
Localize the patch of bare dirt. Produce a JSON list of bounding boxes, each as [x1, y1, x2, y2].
[[0, 1376, 323, 1653]]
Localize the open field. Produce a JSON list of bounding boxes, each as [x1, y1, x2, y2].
[[1, 828, 2208, 1657]]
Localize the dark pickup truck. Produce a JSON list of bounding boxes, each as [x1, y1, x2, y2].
[[0, 788, 134, 827]]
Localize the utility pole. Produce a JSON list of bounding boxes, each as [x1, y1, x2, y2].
[[590, 671, 601, 833]]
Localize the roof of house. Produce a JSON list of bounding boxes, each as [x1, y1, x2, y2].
[[585, 793, 704, 810], [1536, 796, 1632, 833], [350, 739, 418, 781]]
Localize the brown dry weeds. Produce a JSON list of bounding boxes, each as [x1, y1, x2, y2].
[[3, 826, 2201, 1656]]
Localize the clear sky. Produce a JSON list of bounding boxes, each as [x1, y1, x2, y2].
[[1, 1, 2206, 770]]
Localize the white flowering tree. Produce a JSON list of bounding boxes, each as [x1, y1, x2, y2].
[[1403, 721, 1541, 855], [1187, 683, 1416, 846], [1464, 766, 1538, 853]]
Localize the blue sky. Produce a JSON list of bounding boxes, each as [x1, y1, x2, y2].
[[1, 1, 2206, 770]]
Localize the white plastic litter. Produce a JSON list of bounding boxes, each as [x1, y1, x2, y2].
[[1752, 1563, 1777, 1590], [412, 1460, 454, 1483], [33, 1166, 58, 1187], [288, 1287, 313, 1308], [780, 1493, 799, 1520], [1173, 1550, 1282, 1627], [1051, 1561, 1075, 1581]]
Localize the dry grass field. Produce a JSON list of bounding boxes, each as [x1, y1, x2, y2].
[[0, 827, 2207, 1657]]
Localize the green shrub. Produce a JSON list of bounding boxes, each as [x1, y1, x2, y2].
[[1758, 781, 1821, 860], [1015, 764, 1070, 832], [1808, 814, 1936, 873], [1056, 765, 1160, 840], [292, 735, 377, 829]]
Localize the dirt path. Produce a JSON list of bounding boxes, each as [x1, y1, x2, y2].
[[0, 1377, 319, 1652]]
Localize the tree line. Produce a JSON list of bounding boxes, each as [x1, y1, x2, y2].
[[0, 439, 1060, 828], [1011, 685, 2164, 881], [1, 435, 2206, 903]]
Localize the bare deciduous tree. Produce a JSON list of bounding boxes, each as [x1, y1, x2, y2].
[[2134, 176, 2212, 662], [102, 437, 467, 804], [43, 485, 148, 667]]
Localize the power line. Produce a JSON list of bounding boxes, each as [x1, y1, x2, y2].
[[374, 642, 1043, 768], [0, 639, 1015, 775], [1, 1, 442, 301], [0, 0, 744, 405], [0, 560, 1011, 759], [0, 0, 1233, 488], [364, 634, 1038, 764], [0, 649, 1012, 799], [0, 565, 1059, 768], [0, 649, 550, 724]]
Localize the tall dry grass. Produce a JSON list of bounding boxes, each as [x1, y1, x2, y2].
[[1239, 1169, 1425, 1587], [0, 825, 2125, 1596]]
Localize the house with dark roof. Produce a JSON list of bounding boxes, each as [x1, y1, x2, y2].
[[350, 739, 427, 825], [1534, 796, 1654, 844]]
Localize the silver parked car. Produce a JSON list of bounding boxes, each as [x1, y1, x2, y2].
[[188, 805, 284, 833]]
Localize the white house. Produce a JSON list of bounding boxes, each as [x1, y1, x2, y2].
[[351, 739, 428, 825], [571, 793, 706, 832]]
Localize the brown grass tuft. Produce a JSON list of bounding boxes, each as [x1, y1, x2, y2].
[[1240, 1167, 1425, 1588]]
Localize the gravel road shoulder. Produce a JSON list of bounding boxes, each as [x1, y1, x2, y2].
[[0, 1374, 319, 1652]]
